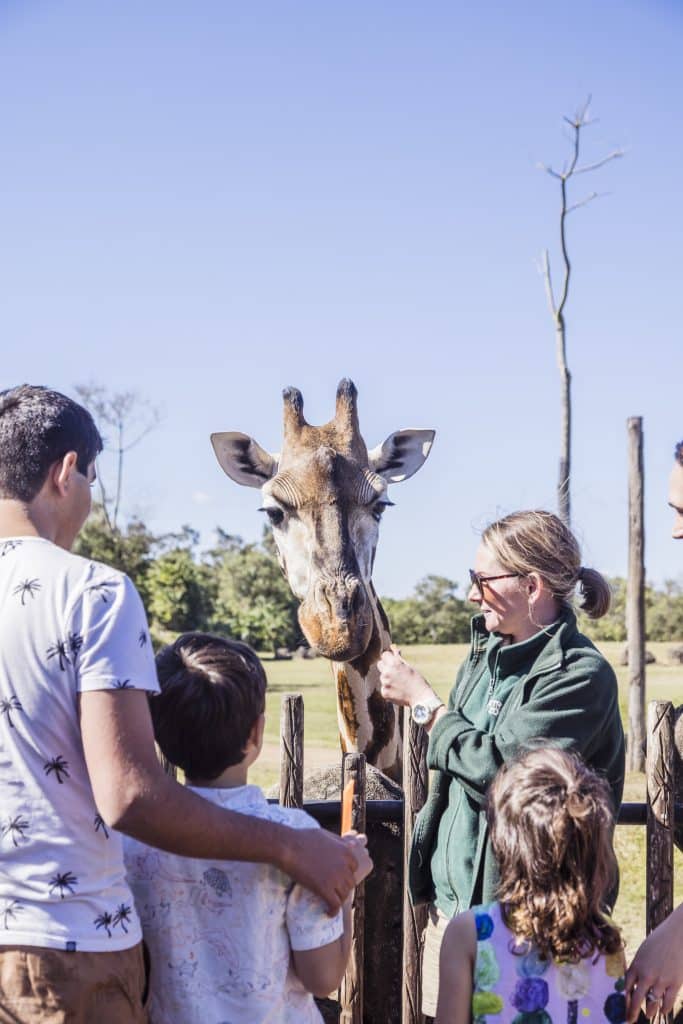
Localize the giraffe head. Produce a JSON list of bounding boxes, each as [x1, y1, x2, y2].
[[211, 379, 434, 665]]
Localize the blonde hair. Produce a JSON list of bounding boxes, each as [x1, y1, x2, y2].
[[488, 747, 622, 962], [482, 510, 611, 619]]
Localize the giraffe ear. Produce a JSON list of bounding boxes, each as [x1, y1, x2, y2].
[[368, 429, 435, 484], [211, 432, 279, 489]]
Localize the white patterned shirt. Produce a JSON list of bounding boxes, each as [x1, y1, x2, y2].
[[124, 784, 344, 1024], [0, 536, 159, 951]]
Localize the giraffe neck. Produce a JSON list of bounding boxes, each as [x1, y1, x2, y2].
[[332, 587, 402, 784]]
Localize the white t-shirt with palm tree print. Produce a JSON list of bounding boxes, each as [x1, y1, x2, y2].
[[0, 535, 159, 952]]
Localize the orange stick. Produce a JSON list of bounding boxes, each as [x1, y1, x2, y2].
[[341, 779, 355, 834]]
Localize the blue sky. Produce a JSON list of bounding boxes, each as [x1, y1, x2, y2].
[[1, 0, 681, 597]]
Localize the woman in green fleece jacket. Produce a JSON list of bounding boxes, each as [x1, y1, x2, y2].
[[378, 510, 625, 1020]]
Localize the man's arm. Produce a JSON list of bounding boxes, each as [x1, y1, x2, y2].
[[79, 689, 357, 913]]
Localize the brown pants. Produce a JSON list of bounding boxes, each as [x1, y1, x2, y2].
[[0, 943, 148, 1024]]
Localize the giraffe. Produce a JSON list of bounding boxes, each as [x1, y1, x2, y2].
[[211, 378, 434, 784]]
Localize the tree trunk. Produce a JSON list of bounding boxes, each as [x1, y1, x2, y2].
[[556, 319, 571, 526], [627, 417, 646, 772]]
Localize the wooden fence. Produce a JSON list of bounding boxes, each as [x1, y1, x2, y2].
[[278, 693, 681, 1024]]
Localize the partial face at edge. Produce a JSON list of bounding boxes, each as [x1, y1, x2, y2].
[[669, 460, 683, 540]]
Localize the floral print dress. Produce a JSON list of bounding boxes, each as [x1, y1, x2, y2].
[[470, 902, 626, 1024]]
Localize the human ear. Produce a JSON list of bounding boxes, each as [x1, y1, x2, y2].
[[52, 452, 79, 496], [526, 572, 542, 603]]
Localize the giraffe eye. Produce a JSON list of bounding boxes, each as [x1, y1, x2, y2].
[[371, 501, 393, 523], [258, 506, 285, 527]]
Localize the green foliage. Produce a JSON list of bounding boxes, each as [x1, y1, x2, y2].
[[580, 576, 683, 643], [382, 574, 471, 644], [208, 534, 300, 654], [146, 548, 211, 633]]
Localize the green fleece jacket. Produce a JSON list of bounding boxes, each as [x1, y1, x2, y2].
[[408, 606, 625, 914]]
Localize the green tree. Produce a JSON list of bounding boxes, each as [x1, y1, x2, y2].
[[146, 548, 211, 633], [208, 536, 300, 653]]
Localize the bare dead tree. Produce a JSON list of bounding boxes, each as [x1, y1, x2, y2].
[[74, 384, 161, 531], [539, 96, 623, 525]]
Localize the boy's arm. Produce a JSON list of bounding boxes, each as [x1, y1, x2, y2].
[[292, 899, 352, 997], [79, 689, 357, 913], [435, 911, 476, 1024], [289, 833, 373, 997]]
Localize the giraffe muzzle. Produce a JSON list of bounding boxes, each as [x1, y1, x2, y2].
[[298, 577, 373, 661]]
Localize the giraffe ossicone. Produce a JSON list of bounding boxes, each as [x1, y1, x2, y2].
[[211, 378, 435, 782]]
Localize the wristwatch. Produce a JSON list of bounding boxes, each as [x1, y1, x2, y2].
[[410, 695, 445, 726]]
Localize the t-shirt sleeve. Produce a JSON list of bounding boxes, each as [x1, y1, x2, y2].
[[67, 571, 159, 693], [280, 810, 344, 952], [286, 882, 344, 951]]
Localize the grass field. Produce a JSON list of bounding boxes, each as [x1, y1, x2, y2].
[[252, 640, 683, 957]]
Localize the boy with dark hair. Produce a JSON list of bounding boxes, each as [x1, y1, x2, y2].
[[0, 384, 358, 1023], [124, 632, 371, 1023]]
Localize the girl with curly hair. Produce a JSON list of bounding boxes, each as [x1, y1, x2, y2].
[[435, 747, 626, 1024]]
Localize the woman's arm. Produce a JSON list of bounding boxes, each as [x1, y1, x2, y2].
[[435, 911, 476, 1024]]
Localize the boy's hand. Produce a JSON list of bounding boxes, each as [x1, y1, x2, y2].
[[342, 831, 373, 886], [281, 827, 358, 915]]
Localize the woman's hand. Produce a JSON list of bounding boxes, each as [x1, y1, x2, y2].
[[377, 645, 436, 708], [625, 904, 683, 1020]]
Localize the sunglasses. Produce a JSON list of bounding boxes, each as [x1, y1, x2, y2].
[[468, 569, 521, 600]]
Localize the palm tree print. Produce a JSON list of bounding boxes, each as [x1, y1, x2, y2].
[[44, 755, 70, 784], [12, 578, 41, 605], [112, 678, 132, 689], [2, 816, 30, 847], [1, 899, 24, 929], [94, 911, 113, 937], [90, 581, 114, 603], [47, 640, 70, 671], [0, 696, 22, 728], [112, 903, 133, 933], [138, 629, 148, 648], [94, 813, 110, 839], [68, 632, 83, 658], [0, 540, 22, 557], [49, 871, 78, 898]]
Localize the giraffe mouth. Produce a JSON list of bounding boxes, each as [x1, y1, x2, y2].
[[298, 581, 374, 661]]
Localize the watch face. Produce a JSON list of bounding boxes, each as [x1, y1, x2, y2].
[[412, 704, 429, 725]]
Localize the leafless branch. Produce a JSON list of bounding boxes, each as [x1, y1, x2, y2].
[[541, 249, 557, 318], [574, 150, 624, 175], [566, 191, 608, 214]]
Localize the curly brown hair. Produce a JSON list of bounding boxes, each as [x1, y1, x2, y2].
[[488, 747, 623, 962]]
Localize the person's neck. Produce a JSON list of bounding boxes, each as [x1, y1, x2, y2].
[[0, 500, 56, 542], [188, 763, 250, 789], [509, 600, 561, 645]]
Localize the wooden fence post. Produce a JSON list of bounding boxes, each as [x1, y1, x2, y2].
[[646, 700, 674, 1024], [646, 700, 674, 927], [627, 416, 646, 772], [339, 752, 367, 1024], [402, 714, 429, 1024], [280, 694, 304, 809]]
